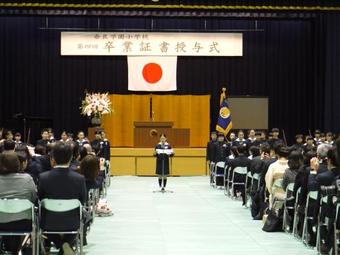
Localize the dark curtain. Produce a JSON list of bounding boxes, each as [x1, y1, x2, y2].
[[323, 14, 340, 134], [0, 15, 331, 143]]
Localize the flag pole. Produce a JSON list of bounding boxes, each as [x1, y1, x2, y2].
[[150, 93, 153, 121]]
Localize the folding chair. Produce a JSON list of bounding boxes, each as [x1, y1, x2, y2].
[[244, 171, 253, 207], [292, 187, 302, 238], [209, 162, 215, 186], [316, 194, 332, 253], [224, 164, 230, 196], [283, 183, 295, 232], [333, 203, 340, 255], [104, 159, 111, 188], [214, 162, 225, 188], [230, 166, 248, 199], [86, 189, 100, 225], [302, 191, 319, 247], [0, 199, 36, 255], [37, 199, 84, 255], [99, 158, 108, 197]]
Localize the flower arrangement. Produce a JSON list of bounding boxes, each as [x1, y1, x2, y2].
[[81, 92, 112, 118]]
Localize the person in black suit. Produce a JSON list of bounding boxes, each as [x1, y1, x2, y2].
[[253, 143, 279, 220], [268, 128, 284, 148], [206, 131, 217, 163], [76, 131, 89, 148], [232, 130, 248, 149], [290, 134, 304, 152], [226, 145, 251, 205], [246, 129, 257, 146], [309, 145, 340, 191], [250, 143, 270, 175], [91, 131, 102, 156], [252, 131, 264, 147], [38, 141, 87, 255], [36, 129, 50, 148], [99, 131, 110, 162], [308, 140, 340, 253], [213, 133, 229, 163], [303, 136, 316, 153]]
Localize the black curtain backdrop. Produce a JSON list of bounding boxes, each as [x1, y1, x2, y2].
[[0, 14, 339, 143]]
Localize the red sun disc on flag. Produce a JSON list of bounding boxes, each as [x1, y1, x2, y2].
[[142, 63, 163, 84]]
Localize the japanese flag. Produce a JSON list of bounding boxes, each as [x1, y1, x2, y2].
[[128, 56, 177, 91]]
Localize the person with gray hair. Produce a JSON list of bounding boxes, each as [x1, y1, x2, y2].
[[316, 143, 333, 174]]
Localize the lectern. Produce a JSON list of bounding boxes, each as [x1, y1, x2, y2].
[[134, 121, 190, 148]]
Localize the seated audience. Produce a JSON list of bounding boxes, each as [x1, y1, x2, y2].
[[265, 145, 289, 206], [38, 141, 86, 255], [69, 141, 80, 172], [226, 145, 251, 205], [282, 150, 303, 191], [292, 150, 316, 238], [248, 145, 260, 160], [0, 152, 37, 254], [80, 154, 101, 193], [308, 138, 340, 252], [3, 140, 16, 152]]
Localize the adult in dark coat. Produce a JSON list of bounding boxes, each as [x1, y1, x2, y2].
[[38, 142, 87, 254], [290, 134, 304, 152], [308, 141, 340, 253], [91, 131, 102, 156], [98, 131, 110, 161], [213, 133, 229, 163], [226, 145, 251, 205], [154, 134, 174, 191], [267, 128, 284, 148], [36, 129, 50, 148], [206, 131, 217, 162]]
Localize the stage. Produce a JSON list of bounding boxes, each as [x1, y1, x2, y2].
[[109, 148, 207, 176]]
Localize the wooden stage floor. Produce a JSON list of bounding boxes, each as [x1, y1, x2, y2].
[[109, 148, 207, 176]]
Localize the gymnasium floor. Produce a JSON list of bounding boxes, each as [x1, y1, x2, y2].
[[85, 176, 316, 255]]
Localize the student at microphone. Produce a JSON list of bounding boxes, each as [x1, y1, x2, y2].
[[154, 134, 174, 191]]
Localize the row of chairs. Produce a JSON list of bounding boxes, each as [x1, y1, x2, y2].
[[210, 161, 340, 254], [0, 160, 109, 254], [0, 186, 102, 255], [210, 161, 260, 204], [0, 198, 83, 255], [281, 183, 340, 254]]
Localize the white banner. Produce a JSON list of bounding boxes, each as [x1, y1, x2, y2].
[[60, 32, 243, 56]]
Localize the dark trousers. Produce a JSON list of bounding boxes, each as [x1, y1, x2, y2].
[[0, 219, 32, 254]]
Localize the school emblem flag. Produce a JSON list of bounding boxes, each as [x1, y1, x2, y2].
[[216, 88, 233, 135]]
